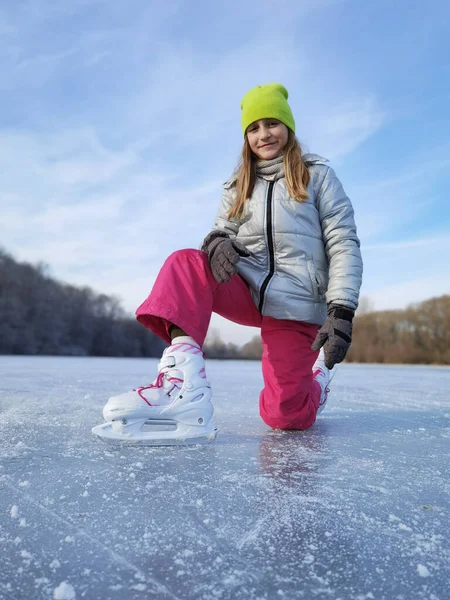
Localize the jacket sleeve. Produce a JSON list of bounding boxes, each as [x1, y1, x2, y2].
[[201, 182, 240, 251], [317, 166, 363, 310]]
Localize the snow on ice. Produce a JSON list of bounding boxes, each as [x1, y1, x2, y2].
[[0, 356, 449, 599], [53, 581, 76, 599]]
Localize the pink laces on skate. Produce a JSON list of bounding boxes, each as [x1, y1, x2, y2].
[[134, 373, 183, 406]]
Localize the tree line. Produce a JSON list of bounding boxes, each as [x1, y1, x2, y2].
[[346, 295, 450, 365], [0, 249, 165, 357], [204, 295, 450, 365], [1, 248, 449, 364]]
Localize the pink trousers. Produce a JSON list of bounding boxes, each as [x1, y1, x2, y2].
[[136, 249, 322, 430]]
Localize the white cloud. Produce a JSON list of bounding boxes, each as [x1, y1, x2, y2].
[[367, 276, 450, 312], [0, 127, 222, 313], [304, 98, 386, 160], [363, 235, 450, 252], [360, 234, 450, 311], [347, 154, 450, 243]]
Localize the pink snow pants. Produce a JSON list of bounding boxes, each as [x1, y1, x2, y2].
[[136, 249, 322, 431]]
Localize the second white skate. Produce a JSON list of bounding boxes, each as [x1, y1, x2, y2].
[[313, 347, 337, 415]]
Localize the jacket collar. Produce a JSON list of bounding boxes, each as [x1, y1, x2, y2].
[[223, 153, 329, 187]]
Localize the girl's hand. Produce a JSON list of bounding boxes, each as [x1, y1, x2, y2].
[[311, 304, 354, 369], [202, 231, 251, 284]]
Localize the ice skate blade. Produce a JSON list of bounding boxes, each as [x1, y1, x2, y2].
[[92, 418, 218, 447]]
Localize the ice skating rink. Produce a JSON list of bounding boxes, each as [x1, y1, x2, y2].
[[1, 356, 449, 600]]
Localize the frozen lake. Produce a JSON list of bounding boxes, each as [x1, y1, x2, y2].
[[1, 356, 449, 600]]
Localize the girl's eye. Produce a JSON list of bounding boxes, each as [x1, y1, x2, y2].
[[269, 122, 278, 127]]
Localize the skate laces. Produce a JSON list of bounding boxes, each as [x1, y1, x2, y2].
[[134, 373, 183, 404]]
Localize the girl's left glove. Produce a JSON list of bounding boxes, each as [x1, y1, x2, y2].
[[311, 303, 354, 369]]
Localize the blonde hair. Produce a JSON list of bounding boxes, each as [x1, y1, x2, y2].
[[228, 130, 310, 220]]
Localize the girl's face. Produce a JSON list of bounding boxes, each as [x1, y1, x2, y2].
[[246, 119, 289, 160]]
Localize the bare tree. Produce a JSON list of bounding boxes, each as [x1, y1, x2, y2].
[[347, 295, 450, 364]]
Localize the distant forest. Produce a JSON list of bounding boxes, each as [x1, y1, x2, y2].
[[1, 249, 449, 364], [206, 295, 450, 365], [0, 249, 165, 358]]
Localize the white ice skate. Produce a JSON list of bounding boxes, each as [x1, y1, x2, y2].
[[92, 338, 217, 446], [313, 348, 337, 415]]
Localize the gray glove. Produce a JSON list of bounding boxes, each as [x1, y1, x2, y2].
[[311, 303, 354, 369], [202, 230, 251, 284]]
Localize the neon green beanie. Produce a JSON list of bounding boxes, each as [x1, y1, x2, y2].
[[240, 83, 295, 135]]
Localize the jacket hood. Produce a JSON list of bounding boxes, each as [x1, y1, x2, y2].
[[302, 153, 329, 165]]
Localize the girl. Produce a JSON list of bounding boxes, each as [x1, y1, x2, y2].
[[92, 83, 363, 445]]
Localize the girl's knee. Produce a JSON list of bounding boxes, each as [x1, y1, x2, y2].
[[162, 249, 210, 276], [165, 248, 205, 264], [259, 390, 316, 431], [260, 410, 315, 431]]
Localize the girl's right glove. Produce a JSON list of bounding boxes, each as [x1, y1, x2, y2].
[[311, 303, 354, 369], [202, 230, 251, 284]]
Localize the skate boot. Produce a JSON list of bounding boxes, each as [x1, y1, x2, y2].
[[313, 348, 337, 415], [92, 337, 217, 445]]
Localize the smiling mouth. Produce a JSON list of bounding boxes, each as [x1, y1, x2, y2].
[[259, 142, 276, 149]]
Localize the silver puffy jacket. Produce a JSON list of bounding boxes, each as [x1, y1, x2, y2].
[[210, 154, 363, 325]]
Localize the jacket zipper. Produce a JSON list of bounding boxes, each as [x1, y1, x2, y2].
[[258, 180, 275, 313]]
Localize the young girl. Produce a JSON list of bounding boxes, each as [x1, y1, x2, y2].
[[92, 83, 363, 445]]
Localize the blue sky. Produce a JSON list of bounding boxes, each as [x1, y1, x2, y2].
[[1, 0, 449, 345]]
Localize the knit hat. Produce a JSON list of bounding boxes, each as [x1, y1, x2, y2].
[[240, 83, 295, 135]]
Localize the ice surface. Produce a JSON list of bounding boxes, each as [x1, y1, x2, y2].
[[1, 356, 449, 600]]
